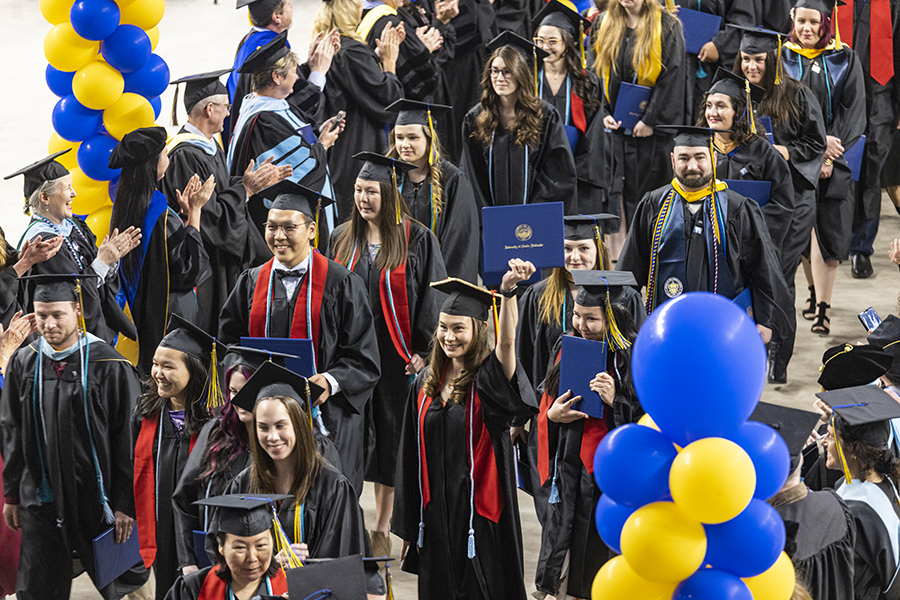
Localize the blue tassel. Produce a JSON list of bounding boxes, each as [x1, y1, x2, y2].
[[549, 477, 561, 504], [37, 476, 54, 503], [102, 502, 115, 525], [467, 528, 476, 559], [417, 522, 425, 548], [696, 63, 707, 79]]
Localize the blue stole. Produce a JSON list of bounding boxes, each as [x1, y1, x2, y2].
[[116, 191, 171, 310], [782, 47, 851, 127], [227, 29, 286, 100]]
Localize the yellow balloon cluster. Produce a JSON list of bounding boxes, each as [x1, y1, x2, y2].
[[44, 23, 99, 72]]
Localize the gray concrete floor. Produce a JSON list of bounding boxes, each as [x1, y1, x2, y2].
[[2, 0, 899, 597]]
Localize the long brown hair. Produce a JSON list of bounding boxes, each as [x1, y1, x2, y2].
[[696, 89, 758, 148], [136, 350, 210, 436], [471, 46, 544, 148], [548, 27, 600, 113], [538, 237, 612, 326], [333, 180, 412, 271], [387, 124, 445, 218], [593, 0, 664, 81], [733, 52, 801, 128], [248, 396, 323, 505], [422, 317, 493, 404]]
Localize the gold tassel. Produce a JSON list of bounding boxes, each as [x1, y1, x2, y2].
[[313, 199, 321, 248], [385, 562, 395, 600], [304, 377, 314, 432], [392, 163, 401, 225], [831, 414, 852, 484], [665, 0, 676, 11], [272, 505, 305, 569], [533, 47, 539, 95], [775, 35, 785, 85], [604, 288, 632, 351], [833, 0, 842, 47], [745, 80, 757, 135], [76, 281, 87, 333], [204, 341, 223, 410], [594, 224, 610, 270], [709, 136, 717, 197], [491, 292, 500, 347], [171, 84, 180, 127], [579, 22, 587, 71], [427, 107, 438, 231]]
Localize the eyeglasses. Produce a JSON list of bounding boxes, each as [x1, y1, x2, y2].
[[264, 221, 310, 235], [489, 68, 512, 80], [533, 37, 562, 49], [211, 102, 232, 112]]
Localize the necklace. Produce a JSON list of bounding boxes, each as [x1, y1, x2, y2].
[[34, 215, 86, 271]]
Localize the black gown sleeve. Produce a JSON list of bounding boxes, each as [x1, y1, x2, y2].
[[165, 216, 211, 294], [435, 163, 480, 282], [713, 0, 760, 70], [777, 86, 827, 191], [217, 269, 255, 345], [831, 49, 867, 152], [366, 13, 440, 101], [476, 352, 539, 427], [329, 38, 404, 122], [290, 63, 328, 128], [515, 283, 543, 391], [106, 358, 142, 517], [530, 104, 579, 214], [640, 13, 687, 129], [0, 267, 21, 329], [460, 106, 491, 216], [392, 372, 427, 544], [409, 226, 448, 358], [172, 419, 216, 569], [162, 566, 208, 600], [0, 346, 28, 502], [615, 191, 658, 294]]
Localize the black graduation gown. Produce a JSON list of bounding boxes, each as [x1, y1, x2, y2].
[[329, 221, 446, 487], [399, 160, 480, 282], [772, 485, 856, 600], [323, 36, 404, 221], [1, 338, 144, 600], [714, 136, 795, 255], [676, 0, 726, 121], [0, 266, 23, 330], [602, 11, 686, 228], [617, 185, 790, 336], [534, 336, 642, 598], [783, 45, 867, 262], [539, 71, 610, 216], [393, 354, 538, 600], [217, 256, 381, 496], [21, 217, 135, 344], [132, 408, 203, 600], [127, 206, 210, 379], [159, 128, 269, 334], [461, 101, 578, 218], [839, 479, 900, 600]]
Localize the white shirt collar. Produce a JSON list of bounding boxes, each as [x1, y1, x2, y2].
[[183, 122, 210, 140], [273, 253, 310, 274]]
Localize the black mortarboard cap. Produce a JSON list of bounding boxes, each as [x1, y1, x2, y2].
[[486, 30, 550, 63], [253, 179, 334, 219], [532, 0, 592, 39], [868, 315, 900, 353], [109, 126, 167, 169], [816, 385, 900, 449], [818, 343, 892, 390], [286, 554, 368, 600], [158, 313, 227, 369], [793, 0, 846, 18], [238, 30, 290, 75], [19, 272, 99, 303], [385, 99, 452, 127], [728, 24, 783, 54], [170, 69, 232, 115], [229, 360, 325, 414], [431, 277, 496, 322], [4, 150, 71, 199], [709, 67, 765, 104], [564, 214, 618, 240], [658, 125, 727, 147], [749, 402, 822, 470], [353, 152, 417, 184], [236, 0, 284, 26], [193, 494, 291, 537], [223, 344, 296, 372], [572, 270, 638, 307]]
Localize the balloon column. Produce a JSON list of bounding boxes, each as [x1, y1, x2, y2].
[[592, 292, 795, 600], [42, 0, 168, 244]]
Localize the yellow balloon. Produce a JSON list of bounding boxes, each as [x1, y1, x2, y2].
[[40, 0, 75, 25], [637, 414, 660, 431], [669, 437, 756, 524], [743, 552, 796, 600], [146, 25, 160, 51], [72, 187, 112, 216], [591, 556, 676, 600], [44, 24, 100, 72], [48, 134, 81, 170], [103, 93, 156, 140], [70, 167, 109, 196], [72, 61, 125, 111], [619, 501, 706, 583], [119, 0, 165, 30], [86, 205, 114, 247]]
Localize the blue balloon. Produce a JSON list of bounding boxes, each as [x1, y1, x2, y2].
[[632, 292, 766, 446], [108, 177, 120, 202], [123, 54, 170, 98], [46, 65, 75, 98], [593, 424, 678, 507], [704, 499, 786, 578], [673, 570, 753, 600], [52, 95, 103, 142], [70, 0, 120, 41], [78, 133, 121, 181], [101, 25, 151, 73], [594, 494, 636, 554], [148, 96, 162, 119], [727, 421, 790, 500]]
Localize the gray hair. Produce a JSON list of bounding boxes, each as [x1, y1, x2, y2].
[[24, 178, 65, 216], [251, 51, 300, 93]]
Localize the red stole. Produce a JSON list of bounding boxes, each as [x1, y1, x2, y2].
[[248, 252, 328, 354], [836, 0, 894, 85], [133, 412, 198, 568], [197, 565, 288, 600], [571, 78, 588, 134], [416, 384, 505, 523]]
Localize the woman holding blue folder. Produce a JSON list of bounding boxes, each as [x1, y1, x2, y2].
[[532, 270, 641, 599], [782, 0, 866, 336]]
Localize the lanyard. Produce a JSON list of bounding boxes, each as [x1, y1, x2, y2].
[[538, 69, 572, 125]]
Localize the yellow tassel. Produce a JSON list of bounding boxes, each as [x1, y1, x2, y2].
[[304, 377, 314, 432], [273, 505, 305, 569], [604, 289, 632, 351], [313, 200, 321, 248], [665, 0, 675, 11], [533, 47, 539, 95], [831, 414, 852, 484], [75, 281, 87, 333], [834, 0, 842, 47], [386, 562, 395, 600], [579, 23, 587, 71], [594, 224, 611, 270], [745, 80, 757, 135], [392, 164, 401, 225], [775, 36, 785, 85], [427, 107, 435, 167], [204, 341, 224, 410], [491, 292, 500, 347]]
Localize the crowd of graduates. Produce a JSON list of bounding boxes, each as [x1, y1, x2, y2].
[[2, 0, 900, 598]]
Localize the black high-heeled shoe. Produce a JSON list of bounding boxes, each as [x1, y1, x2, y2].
[[802, 286, 817, 321], [811, 302, 831, 335]]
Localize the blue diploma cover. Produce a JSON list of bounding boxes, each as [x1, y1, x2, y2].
[[239, 337, 316, 377], [560, 335, 608, 420], [733, 288, 754, 321], [758, 117, 775, 144], [193, 530, 212, 568], [481, 202, 565, 274], [723, 179, 772, 207], [613, 82, 652, 130], [843, 135, 865, 182], [677, 8, 723, 54], [92, 526, 142, 590]]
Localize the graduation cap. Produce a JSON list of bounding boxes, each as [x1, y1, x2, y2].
[[194, 494, 292, 537], [868, 315, 900, 382], [657, 125, 728, 148], [532, 0, 592, 68], [728, 24, 788, 84], [159, 314, 227, 408], [571, 270, 636, 351], [286, 554, 368, 600], [749, 402, 822, 472], [4, 150, 71, 199], [236, 0, 284, 26], [169, 68, 232, 125], [793, 0, 846, 19], [108, 126, 168, 169], [564, 214, 618, 240], [223, 344, 297, 373], [431, 277, 497, 322], [818, 343, 892, 390], [229, 360, 325, 431], [707, 68, 765, 136], [238, 30, 290, 75], [254, 179, 334, 246], [386, 99, 452, 129], [18, 272, 98, 304], [486, 31, 549, 94], [353, 152, 417, 225]]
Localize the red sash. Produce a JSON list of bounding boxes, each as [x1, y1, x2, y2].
[[197, 565, 288, 600], [134, 413, 198, 568], [837, 0, 854, 47], [571, 86, 587, 134], [378, 221, 413, 362], [416, 385, 505, 523], [836, 0, 894, 85], [581, 416, 608, 475], [248, 252, 327, 354]]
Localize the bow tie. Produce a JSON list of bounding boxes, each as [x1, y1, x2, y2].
[[276, 269, 304, 279]]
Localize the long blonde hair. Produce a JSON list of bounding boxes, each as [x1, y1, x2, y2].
[[312, 0, 363, 42], [593, 0, 664, 80], [538, 236, 612, 326], [387, 124, 445, 220]]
